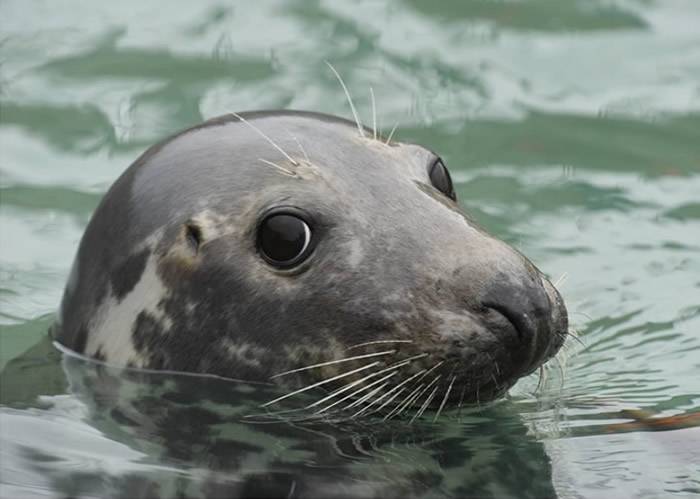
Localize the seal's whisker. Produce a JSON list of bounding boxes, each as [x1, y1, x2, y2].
[[370, 86, 377, 140], [565, 330, 586, 348], [411, 378, 441, 423], [396, 378, 436, 420], [346, 339, 413, 351], [344, 381, 389, 411], [258, 158, 296, 177], [354, 368, 428, 418], [371, 387, 406, 416], [457, 385, 467, 418], [243, 406, 307, 420], [384, 383, 425, 421], [261, 361, 380, 407], [385, 122, 398, 145], [535, 365, 546, 393], [229, 111, 299, 166], [570, 311, 593, 321], [287, 131, 311, 163], [312, 370, 398, 414], [555, 355, 566, 382], [309, 352, 428, 412], [325, 61, 365, 138], [389, 352, 429, 366], [386, 363, 443, 420], [433, 375, 456, 422], [554, 272, 568, 288], [270, 349, 396, 378]]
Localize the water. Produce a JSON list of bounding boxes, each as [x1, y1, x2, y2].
[[1, 0, 699, 497]]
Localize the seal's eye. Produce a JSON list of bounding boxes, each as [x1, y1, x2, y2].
[[429, 159, 456, 201], [258, 212, 313, 268]]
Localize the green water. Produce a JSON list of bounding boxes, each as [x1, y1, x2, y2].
[[1, 1, 699, 498]]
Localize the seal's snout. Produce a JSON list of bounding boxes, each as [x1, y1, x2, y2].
[[481, 271, 556, 373], [482, 274, 551, 343]]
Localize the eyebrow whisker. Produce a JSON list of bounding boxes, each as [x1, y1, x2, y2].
[[325, 61, 365, 138], [287, 131, 311, 163], [370, 86, 377, 141], [385, 122, 399, 144], [230, 111, 299, 166], [258, 158, 296, 177]]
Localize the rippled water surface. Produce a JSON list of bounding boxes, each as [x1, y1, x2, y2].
[[1, 1, 699, 498]]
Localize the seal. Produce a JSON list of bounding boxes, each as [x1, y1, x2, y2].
[[52, 109, 568, 416]]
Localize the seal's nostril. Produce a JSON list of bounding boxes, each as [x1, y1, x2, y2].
[[482, 302, 535, 342]]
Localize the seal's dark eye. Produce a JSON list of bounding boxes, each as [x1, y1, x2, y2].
[[258, 212, 313, 268], [429, 159, 456, 201]]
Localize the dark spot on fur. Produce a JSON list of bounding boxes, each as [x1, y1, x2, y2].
[[185, 222, 202, 253], [132, 311, 167, 367], [111, 248, 150, 300], [73, 325, 89, 353], [93, 347, 105, 362]]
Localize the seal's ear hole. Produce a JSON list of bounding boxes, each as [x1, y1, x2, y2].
[[184, 223, 202, 253]]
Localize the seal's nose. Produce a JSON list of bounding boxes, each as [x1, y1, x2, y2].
[[481, 273, 552, 363]]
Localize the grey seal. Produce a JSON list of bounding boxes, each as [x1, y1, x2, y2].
[[52, 110, 568, 414]]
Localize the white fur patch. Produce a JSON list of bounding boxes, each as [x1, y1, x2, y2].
[[85, 253, 171, 367], [220, 338, 265, 368]]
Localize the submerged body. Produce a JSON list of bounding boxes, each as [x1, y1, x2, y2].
[[52, 111, 567, 412]]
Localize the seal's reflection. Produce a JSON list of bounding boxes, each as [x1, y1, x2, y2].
[[3, 338, 558, 499]]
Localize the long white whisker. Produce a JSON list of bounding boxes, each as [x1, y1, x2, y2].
[[261, 361, 380, 407], [306, 370, 384, 410], [385, 122, 398, 144], [554, 272, 568, 288], [309, 352, 427, 412], [388, 359, 443, 419], [536, 365, 546, 393], [314, 371, 398, 415], [270, 350, 396, 378], [384, 361, 443, 421], [346, 340, 412, 351], [258, 158, 296, 177], [433, 375, 456, 423], [371, 387, 406, 416], [325, 61, 365, 138], [411, 378, 441, 423], [385, 352, 428, 367], [287, 132, 310, 163], [457, 385, 467, 418], [354, 368, 428, 418], [384, 383, 425, 421], [229, 111, 299, 166], [370, 86, 377, 140], [396, 380, 435, 419], [344, 381, 389, 410], [565, 330, 586, 348]]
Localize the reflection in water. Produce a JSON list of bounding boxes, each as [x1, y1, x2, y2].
[[2, 339, 558, 498]]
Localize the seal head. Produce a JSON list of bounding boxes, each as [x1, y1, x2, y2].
[[53, 111, 567, 408]]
